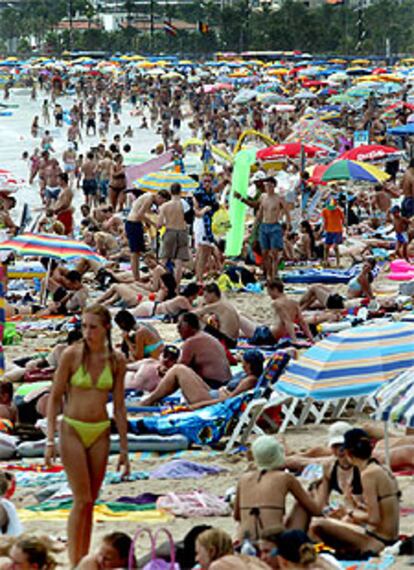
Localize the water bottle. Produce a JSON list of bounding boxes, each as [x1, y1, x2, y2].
[[240, 532, 257, 557]]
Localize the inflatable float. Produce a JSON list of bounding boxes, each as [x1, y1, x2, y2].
[[387, 259, 414, 281], [282, 267, 359, 284], [7, 262, 46, 280], [17, 433, 189, 458]]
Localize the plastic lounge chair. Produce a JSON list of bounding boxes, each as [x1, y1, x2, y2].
[[224, 351, 291, 452]]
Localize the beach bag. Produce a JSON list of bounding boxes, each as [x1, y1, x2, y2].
[[129, 527, 180, 570], [212, 207, 231, 237]]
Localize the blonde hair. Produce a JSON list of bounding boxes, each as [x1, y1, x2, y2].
[[196, 529, 233, 562], [82, 304, 115, 372]]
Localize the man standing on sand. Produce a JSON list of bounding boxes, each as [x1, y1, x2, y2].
[[257, 177, 291, 280], [158, 183, 190, 285], [400, 159, 414, 218], [126, 190, 170, 281], [53, 172, 74, 235], [81, 152, 98, 207]]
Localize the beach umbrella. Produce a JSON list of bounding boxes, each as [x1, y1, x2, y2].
[[346, 86, 371, 98], [258, 93, 287, 104], [0, 233, 105, 263], [327, 94, 353, 104], [133, 172, 198, 193], [339, 144, 400, 162], [387, 123, 414, 136], [257, 142, 327, 160], [233, 89, 258, 104], [277, 323, 414, 401], [293, 90, 318, 100], [321, 160, 390, 183], [306, 164, 328, 185]]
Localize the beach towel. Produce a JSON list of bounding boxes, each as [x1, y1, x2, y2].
[[18, 504, 173, 523], [149, 460, 224, 479], [156, 491, 230, 517]]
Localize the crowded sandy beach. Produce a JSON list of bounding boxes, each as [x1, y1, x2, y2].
[[0, 51, 413, 569]]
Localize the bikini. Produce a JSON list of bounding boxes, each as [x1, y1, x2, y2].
[[364, 458, 401, 547], [240, 471, 285, 540], [63, 363, 113, 449], [143, 339, 164, 357]]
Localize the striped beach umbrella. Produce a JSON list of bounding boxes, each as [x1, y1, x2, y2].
[[373, 367, 414, 427], [321, 160, 390, 183], [133, 171, 198, 193], [0, 233, 105, 263], [277, 323, 414, 401]]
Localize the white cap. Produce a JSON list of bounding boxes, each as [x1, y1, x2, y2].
[[251, 170, 268, 184], [328, 421, 352, 447]]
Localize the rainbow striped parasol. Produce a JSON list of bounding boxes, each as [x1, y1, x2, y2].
[[0, 233, 105, 263]]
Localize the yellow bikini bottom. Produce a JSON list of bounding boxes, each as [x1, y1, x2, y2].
[[63, 416, 110, 449]]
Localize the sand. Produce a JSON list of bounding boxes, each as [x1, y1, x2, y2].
[[2, 289, 414, 568]]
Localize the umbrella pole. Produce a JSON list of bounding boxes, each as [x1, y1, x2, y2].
[[41, 258, 52, 306], [384, 420, 390, 467]]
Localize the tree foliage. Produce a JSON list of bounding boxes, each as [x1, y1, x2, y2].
[[1, 0, 414, 55]]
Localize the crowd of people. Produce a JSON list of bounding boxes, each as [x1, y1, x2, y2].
[[0, 56, 414, 567]]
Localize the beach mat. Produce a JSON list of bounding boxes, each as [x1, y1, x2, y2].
[[135, 448, 220, 461]]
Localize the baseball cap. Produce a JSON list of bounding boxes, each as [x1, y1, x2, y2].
[[327, 421, 351, 447], [251, 170, 268, 184], [252, 435, 285, 471]]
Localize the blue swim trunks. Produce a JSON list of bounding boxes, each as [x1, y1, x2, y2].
[[396, 232, 409, 244], [325, 232, 343, 246], [259, 223, 283, 251]]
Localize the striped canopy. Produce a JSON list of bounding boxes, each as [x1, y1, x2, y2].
[[133, 172, 198, 193], [374, 367, 414, 427], [0, 233, 105, 263], [277, 323, 414, 401], [321, 160, 390, 183]]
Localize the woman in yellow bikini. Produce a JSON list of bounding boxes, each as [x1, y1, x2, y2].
[[45, 304, 129, 568]]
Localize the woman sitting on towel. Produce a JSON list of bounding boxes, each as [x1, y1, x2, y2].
[[114, 309, 164, 361], [45, 304, 129, 568], [310, 429, 400, 554], [138, 349, 264, 408], [234, 436, 321, 543]]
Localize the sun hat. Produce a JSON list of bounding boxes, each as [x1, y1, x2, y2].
[[252, 435, 285, 471], [327, 421, 352, 447]]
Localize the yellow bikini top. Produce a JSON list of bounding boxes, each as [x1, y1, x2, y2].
[[70, 363, 113, 391]]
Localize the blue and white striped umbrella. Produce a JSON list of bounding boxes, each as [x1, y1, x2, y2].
[[277, 323, 414, 401], [374, 367, 414, 428]]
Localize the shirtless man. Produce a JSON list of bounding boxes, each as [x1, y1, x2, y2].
[[53, 172, 74, 235], [44, 158, 62, 206], [158, 182, 189, 284], [400, 158, 414, 218], [126, 190, 169, 280], [194, 282, 240, 348], [140, 313, 231, 406], [67, 121, 82, 150], [240, 279, 313, 345], [98, 150, 113, 204], [81, 151, 98, 207], [257, 177, 291, 280]]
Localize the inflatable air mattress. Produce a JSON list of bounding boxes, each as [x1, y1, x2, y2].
[[282, 267, 359, 284]]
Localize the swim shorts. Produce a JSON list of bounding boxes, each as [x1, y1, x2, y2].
[[259, 223, 283, 251], [325, 232, 343, 246], [82, 179, 98, 196], [396, 232, 409, 244], [125, 220, 145, 253], [251, 325, 276, 346], [45, 187, 60, 201], [160, 229, 190, 261]]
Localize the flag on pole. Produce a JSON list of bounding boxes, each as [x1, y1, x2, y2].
[[164, 20, 178, 36]]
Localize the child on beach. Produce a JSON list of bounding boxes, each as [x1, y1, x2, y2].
[[322, 198, 344, 268], [391, 205, 410, 261]]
